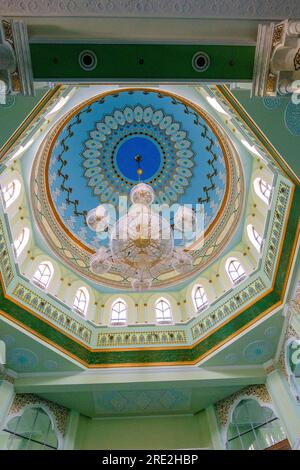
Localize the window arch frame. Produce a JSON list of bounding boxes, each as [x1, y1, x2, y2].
[[226, 397, 286, 450], [225, 257, 246, 285], [253, 177, 272, 205], [1, 179, 21, 208], [72, 286, 89, 316], [192, 284, 209, 313], [1, 405, 60, 450], [110, 298, 128, 326], [155, 297, 173, 324], [247, 224, 263, 253], [13, 227, 30, 258], [32, 261, 54, 290]]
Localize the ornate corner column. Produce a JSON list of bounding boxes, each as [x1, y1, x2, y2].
[[252, 19, 300, 97], [0, 18, 34, 96], [0, 340, 14, 428], [63, 409, 80, 450], [266, 368, 300, 450], [0, 378, 15, 428], [205, 405, 224, 450], [0, 339, 5, 367], [290, 303, 300, 338]]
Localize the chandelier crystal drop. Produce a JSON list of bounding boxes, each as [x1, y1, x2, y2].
[[86, 155, 194, 290]]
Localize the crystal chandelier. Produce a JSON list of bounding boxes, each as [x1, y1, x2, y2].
[[86, 155, 194, 290]]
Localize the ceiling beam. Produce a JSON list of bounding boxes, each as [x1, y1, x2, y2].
[[15, 365, 266, 393], [30, 43, 255, 82]]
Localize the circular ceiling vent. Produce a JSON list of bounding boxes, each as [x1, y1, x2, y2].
[[78, 50, 98, 71], [192, 51, 210, 72]]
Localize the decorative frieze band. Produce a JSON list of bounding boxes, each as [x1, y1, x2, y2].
[[12, 283, 93, 344], [97, 329, 187, 347], [264, 181, 291, 279], [191, 277, 266, 340], [0, 1, 299, 19]]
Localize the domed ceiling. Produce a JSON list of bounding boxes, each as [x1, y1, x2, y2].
[[0, 83, 298, 370], [31, 88, 243, 289]]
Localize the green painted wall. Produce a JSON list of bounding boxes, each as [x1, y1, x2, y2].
[[231, 90, 300, 179], [74, 412, 212, 450], [0, 89, 48, 149]]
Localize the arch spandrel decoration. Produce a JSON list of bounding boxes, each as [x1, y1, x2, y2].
[[31, 88, 244, 290], [215, 384, 273, 447], [7, 393, 69, 446]]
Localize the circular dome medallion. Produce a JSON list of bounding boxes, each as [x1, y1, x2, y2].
[[31, 88, 244, 290], [115, 135, 162, 182]]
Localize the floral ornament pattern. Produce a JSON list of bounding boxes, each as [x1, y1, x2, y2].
[[262, 96, 282, 110], [284, 102, 300, 136], [82, 104, 196, 206], [7, 348, 39, 372], [242, 340, 274, 363], [263, 96, 300, 137]]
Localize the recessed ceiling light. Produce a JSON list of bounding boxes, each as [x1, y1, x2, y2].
[[11, 138, 34, 158], [47, 95, 70, 116], [241, 139, 264, 159], [206, 96, 228, 115]]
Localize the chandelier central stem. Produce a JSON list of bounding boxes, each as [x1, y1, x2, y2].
[[134, 153, 143, 181]]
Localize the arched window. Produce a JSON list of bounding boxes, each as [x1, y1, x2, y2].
[[32, 261, 54, 289], [227, 399, 286, 450], [193, 285, 208, 312], [254, 177, 272, 205], [155, 298, 172, 323], [110, 299, 127, 325], [225, 257, 246, 285], [73, 286, 89, 316], [286, 339, 300, 404], [0, 407, 58, 450], [247, 224, 263, 253], [13, 227, 30, 257], [1, 179, 21, 208]]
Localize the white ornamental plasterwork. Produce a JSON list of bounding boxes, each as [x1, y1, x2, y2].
[[0, 0, 299, 19], [0, 371, 15, 384], [7, 393, 69, 449], [295, 282, 300, 310]]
